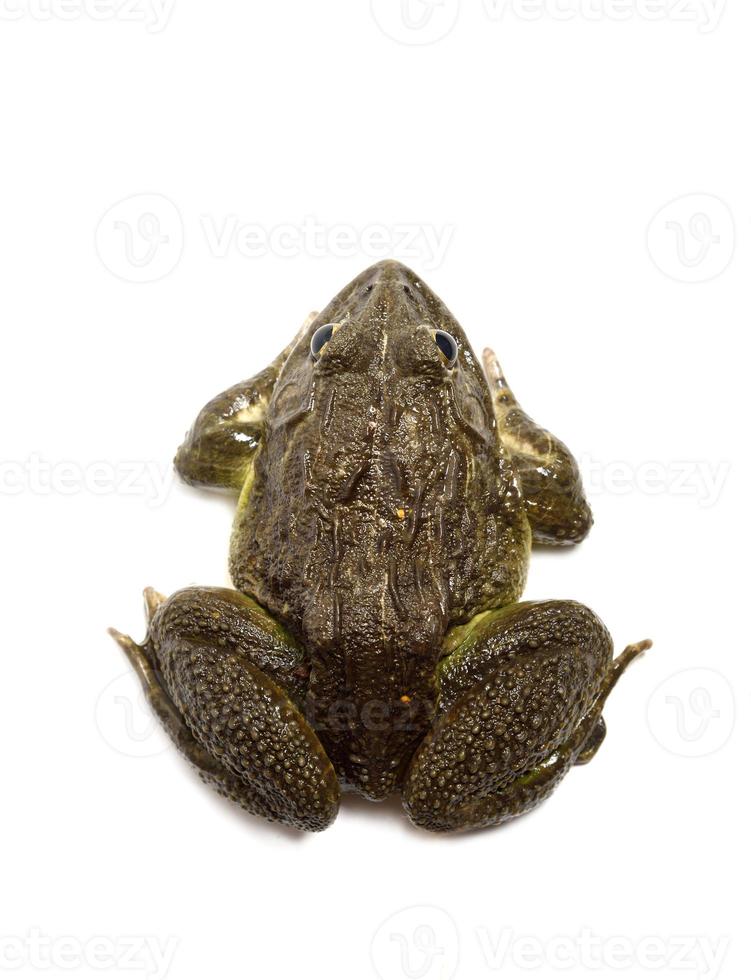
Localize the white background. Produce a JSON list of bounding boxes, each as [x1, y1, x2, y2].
[[1, 2, 748, 979]]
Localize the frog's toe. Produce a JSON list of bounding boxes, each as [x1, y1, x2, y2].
[[573, 715, 607, 765], [402, 601, 649, 832], [143, 586, 166, 623]]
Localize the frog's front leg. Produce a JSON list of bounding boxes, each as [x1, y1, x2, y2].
[[402, 601, 650, 832], [109, 586, 340, 832], [483, 349, 593, 546], [174, 314, 316, 491]]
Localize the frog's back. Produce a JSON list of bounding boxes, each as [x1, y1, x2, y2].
[[230, 261, 530, 798]]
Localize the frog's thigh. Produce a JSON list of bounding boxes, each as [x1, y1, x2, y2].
[[403, 601, 641, 833], [111, 587, 339, 832]]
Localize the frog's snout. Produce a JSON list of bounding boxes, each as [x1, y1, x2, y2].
[[357, 258, 418, 285]]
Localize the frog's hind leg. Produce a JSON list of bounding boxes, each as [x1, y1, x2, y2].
[[109, 586, 340, 832], [402, 601, 650, 832], [483, 348, 593, 546]]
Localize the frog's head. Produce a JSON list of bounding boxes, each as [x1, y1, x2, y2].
[[310, 259, 477, 385], [270, 259, 495, 443]]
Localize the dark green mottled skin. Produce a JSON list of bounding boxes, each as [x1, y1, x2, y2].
[[111, 261, 649, 832], [231, 266, 529, 799]]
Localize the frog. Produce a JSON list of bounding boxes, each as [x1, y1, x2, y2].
[[110, 259, 651, 833]]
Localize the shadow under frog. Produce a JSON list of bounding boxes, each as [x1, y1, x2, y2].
[[111, 260, 650, 833]]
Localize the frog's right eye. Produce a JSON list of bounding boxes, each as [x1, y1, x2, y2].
[[310, 323, 336, 361], [433, 329, 459, 368]]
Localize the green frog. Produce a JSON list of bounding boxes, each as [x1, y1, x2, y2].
[[111, 260, 650, 833]]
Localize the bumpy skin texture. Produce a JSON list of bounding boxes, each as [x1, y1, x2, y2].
[[230, 265, 530, 799], [483, 351, 593, 546], [147, 588, 339, 831], [111, 260, 649, 832], [403, 601, 613, 831], [174, 325, 310, 492]]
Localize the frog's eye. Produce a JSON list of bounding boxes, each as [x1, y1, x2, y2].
[[310, 323, 336, 361], [433, 329, 458, 368]]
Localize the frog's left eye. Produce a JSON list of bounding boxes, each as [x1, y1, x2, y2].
[[310, 323, 336, 361], [433, 329, 458, 368]]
